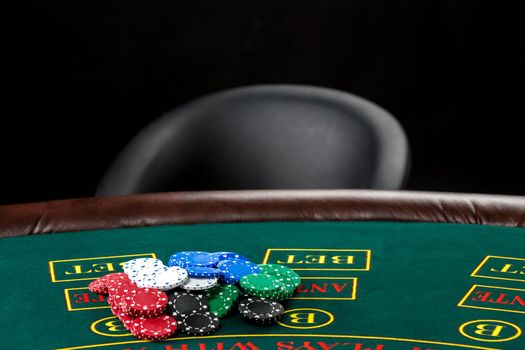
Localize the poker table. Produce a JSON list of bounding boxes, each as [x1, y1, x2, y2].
[[1, 190, 524, 350]]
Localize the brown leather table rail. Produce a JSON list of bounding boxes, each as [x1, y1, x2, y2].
[[0, 190, 524, 237]]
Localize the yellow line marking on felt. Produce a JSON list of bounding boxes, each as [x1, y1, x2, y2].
[[55, 333, 501, 350], [470, 255, 525, 283], [90, 316, 132, 337], [290, 277, 358, 300], [457, 284, 525, 314], [277, 308, 335, 329], [457, 284, 478, 307], [459, 303, 525, 315], [459, 319, 522, 343], [262, 248, 372, 271], [49, 253, 157, 282], [49, 253, 158, 264], [64, 287, 110, 312]]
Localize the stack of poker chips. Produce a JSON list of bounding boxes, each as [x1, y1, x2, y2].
[[88, 271, 177, 340], [89, 251, 301, 340]]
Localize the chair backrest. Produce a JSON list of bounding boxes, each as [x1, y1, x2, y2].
[[96, 85, 410, 196]]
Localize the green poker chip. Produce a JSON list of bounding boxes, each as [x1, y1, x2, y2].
[[239, 273, 284, 297], [206, 284, 240, 318], [256, 264, 301, 300]]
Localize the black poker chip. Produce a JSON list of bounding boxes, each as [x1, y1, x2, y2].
[[166, 291, 209, 321], [238, 297, 284, 325], [179, 311, 221, 335]]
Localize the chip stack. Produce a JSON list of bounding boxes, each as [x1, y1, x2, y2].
[[255, 263, 302, 301], [88, 251, 302, 341], [206, 284, 240, 318], [239, 297, 285, 325], [89, 262, 179, 340]]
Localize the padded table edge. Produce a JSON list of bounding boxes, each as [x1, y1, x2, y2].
[[0, 190, 524, 237]]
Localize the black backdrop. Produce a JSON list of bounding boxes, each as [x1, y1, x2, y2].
[[4, 0, 524, 204]]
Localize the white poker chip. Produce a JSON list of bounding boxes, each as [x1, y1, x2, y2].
[[128, 265, 166, 277], [141, 266, 189, 291], [127, 265, 167, 283], [123, 258, 164, 275], [135, 279, 148, 288], [181, 277, 218, 291]]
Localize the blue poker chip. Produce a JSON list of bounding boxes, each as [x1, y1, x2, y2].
[[168, 257, 182, 268], [169, 251, 220, 268], [221, 274, 239, 285], [218, 259, 260, 283], [216, 260, 229, 268], [185, 266, 221, 278], [211, 252, 249, 262]]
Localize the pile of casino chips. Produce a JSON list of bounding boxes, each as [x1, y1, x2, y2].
[[89, 251, 301, 340]]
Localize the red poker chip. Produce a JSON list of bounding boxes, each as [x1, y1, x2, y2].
[[108, 283, 139, 310], [119, 314, 134, 330], [130, 315, 177, 340], [109, 305, 133, 330], [101, 273, 131, 288], [116, 285, 147, 314], [111, 304, 131, 321], [108, 280, 136, 296], [122, 288, 168, 318], [110, 304, 122, 317], [109, 282, 138, 297], [88, 279, 108, 295]]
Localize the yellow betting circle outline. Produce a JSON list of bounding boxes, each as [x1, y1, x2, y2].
[[459, 319, 522, 343], [277, 307, 334, 329], [90, 316, 131, 337]]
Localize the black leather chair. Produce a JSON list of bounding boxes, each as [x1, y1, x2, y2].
[[97, 85, 410, 196]]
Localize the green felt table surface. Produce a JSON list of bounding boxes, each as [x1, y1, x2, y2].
[[0, 221, 524, 350]]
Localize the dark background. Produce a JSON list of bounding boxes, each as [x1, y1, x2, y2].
[[4, 0, 523, 204]]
